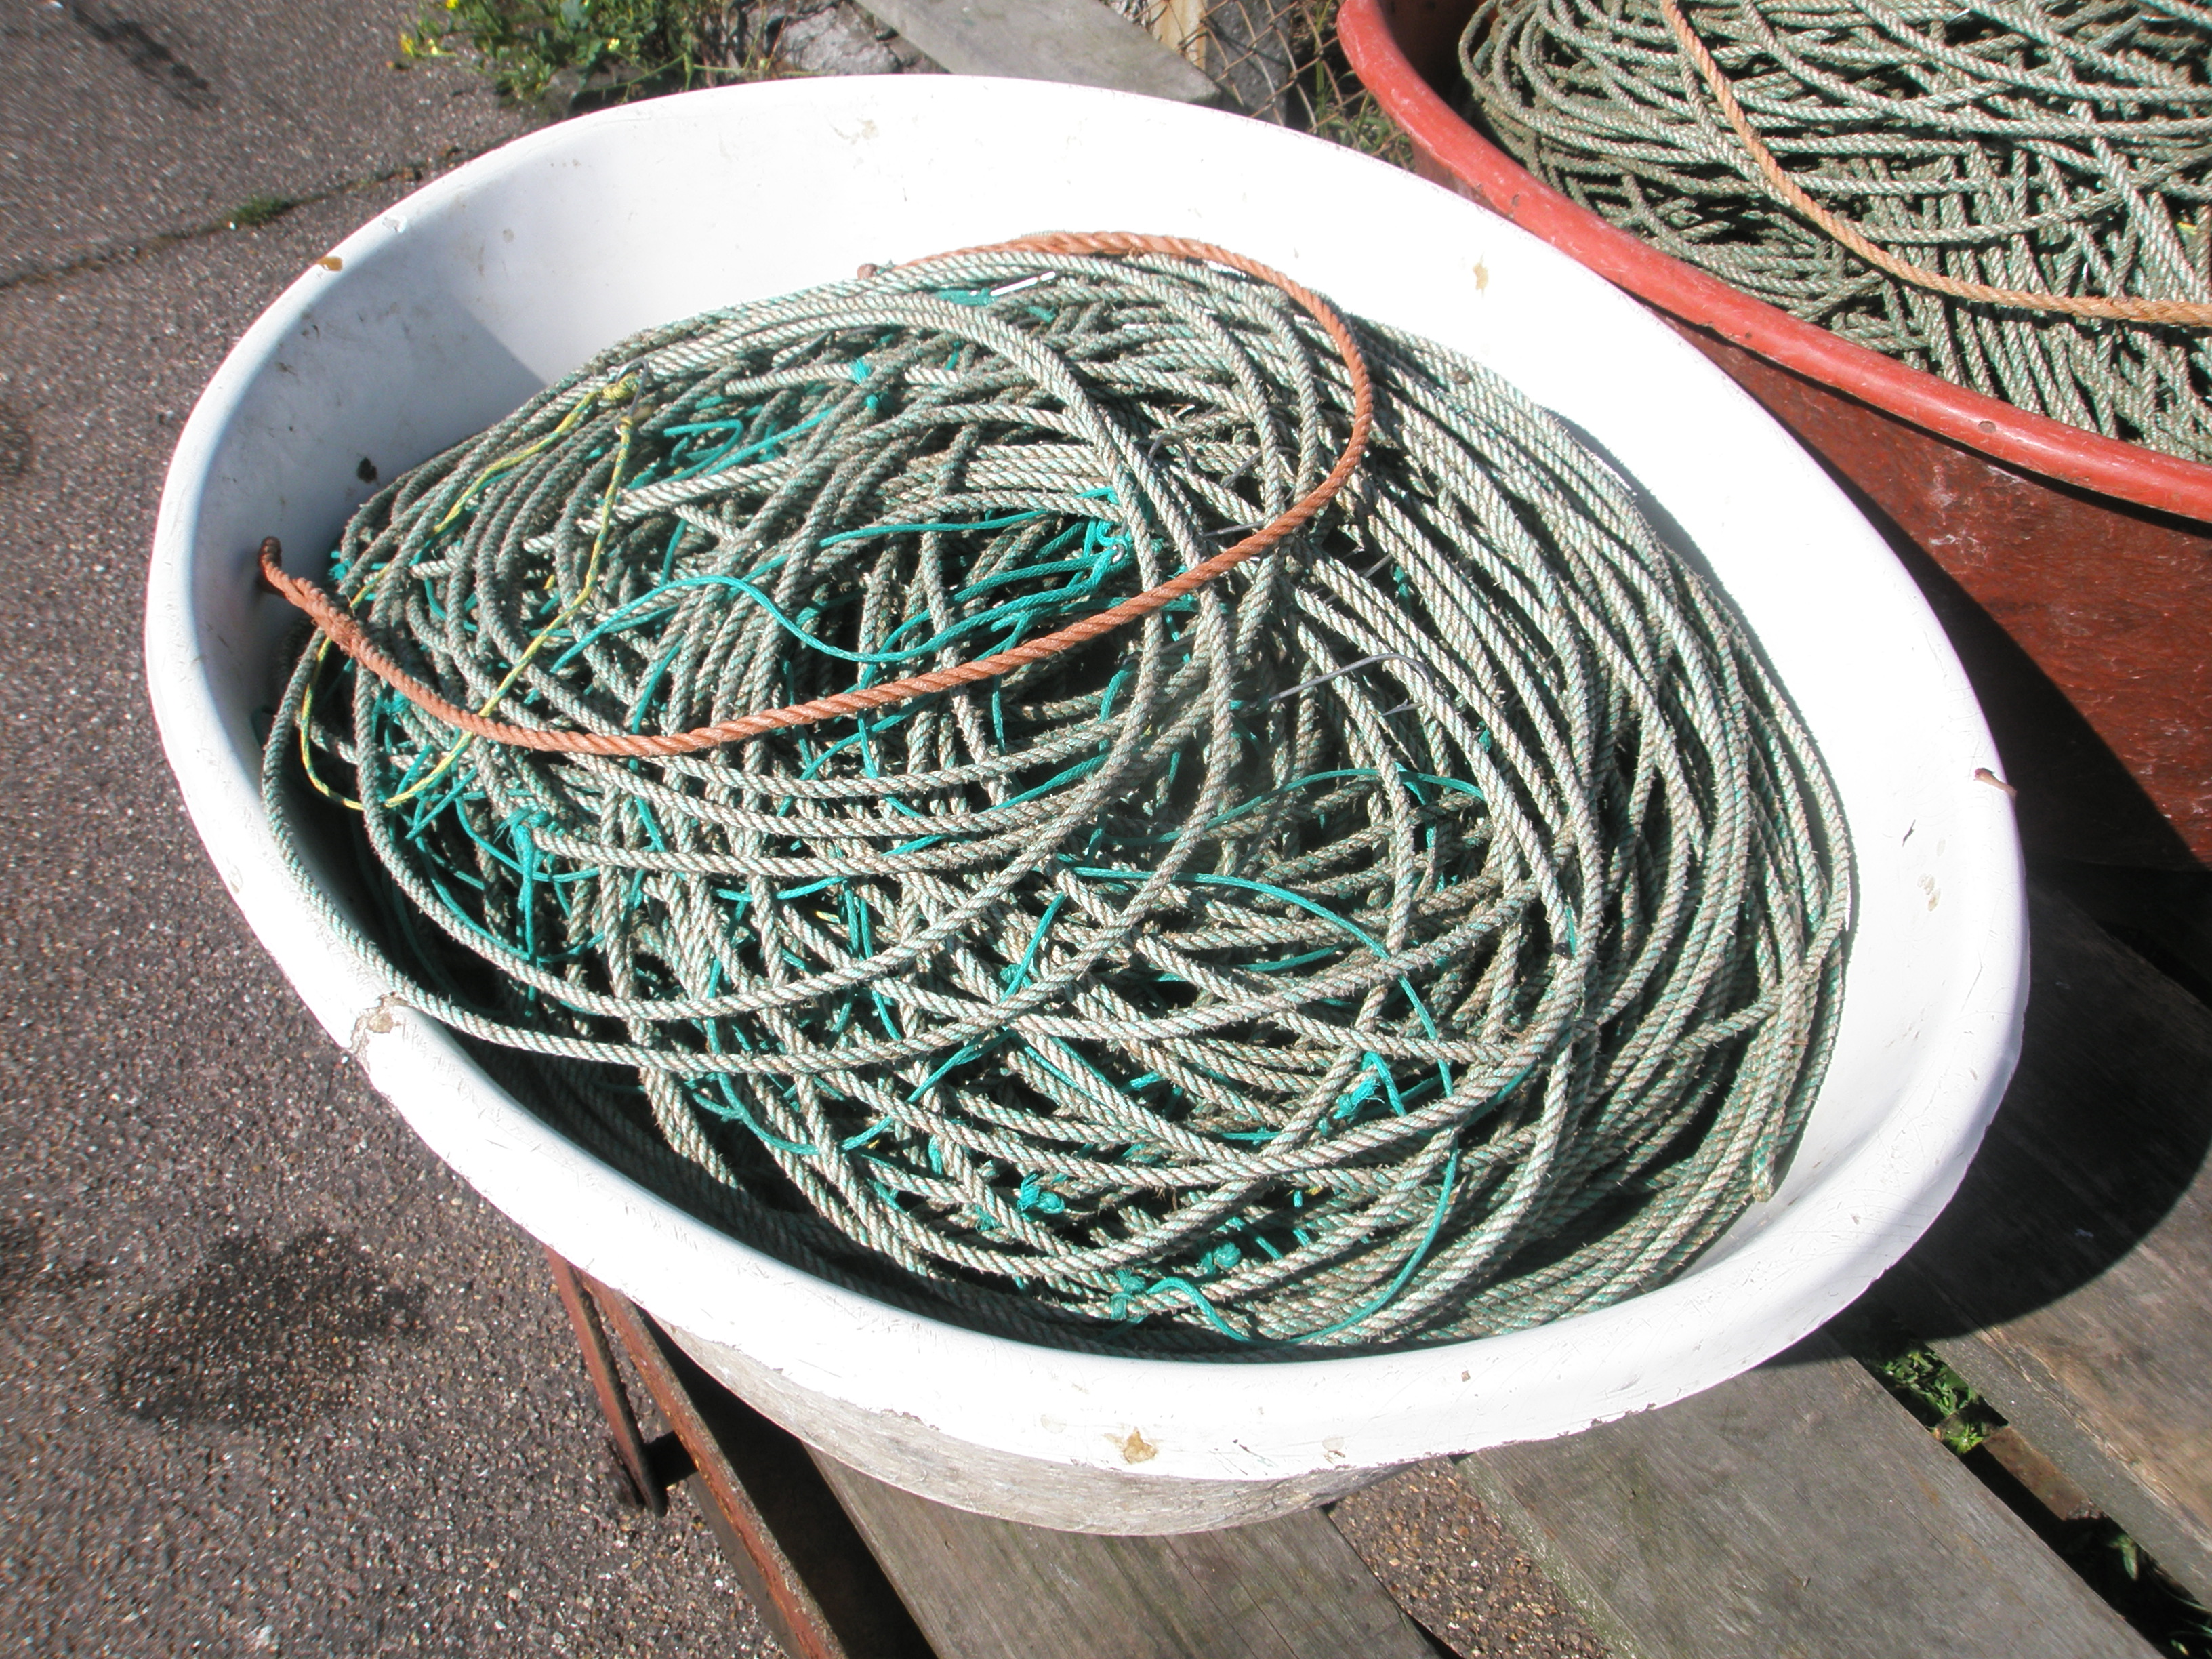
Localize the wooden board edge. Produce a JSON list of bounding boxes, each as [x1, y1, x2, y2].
[[1927, 1323, 2212, 1607], [849, 0, 1225, 103]]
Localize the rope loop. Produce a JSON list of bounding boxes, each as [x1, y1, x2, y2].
[[1652, 0, 2212, 327], [1463, 0, 2212, 460], [264, 235, 1851, 1350], [260, 232, 1373, 756]]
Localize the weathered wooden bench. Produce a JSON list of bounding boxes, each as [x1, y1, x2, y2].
[[545, 872, 2212, 1659]]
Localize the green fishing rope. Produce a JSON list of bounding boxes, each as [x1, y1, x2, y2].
[[1461, 0, 2212, 461], [265, 246, 1850, 1352]]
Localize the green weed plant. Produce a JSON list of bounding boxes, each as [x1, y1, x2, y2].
[[401, 0, 746, 105]]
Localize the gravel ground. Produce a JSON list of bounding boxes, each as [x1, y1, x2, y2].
[[1, 0, 524, 282], [1335, 1464, 1610, 1659], [0, 187, 775, 1658], [0, 21, 1612, 1656]]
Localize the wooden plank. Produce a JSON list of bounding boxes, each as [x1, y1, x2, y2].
[[593, 1284, 937, 1659], [1878, 884, 2212, 1601], [1148, 0, 1208, 60], [849, 0, 1223, 103], [810, 1452, 1439, 1659], [1457, 1335, 2156, 1659], [2034, 859, 2212, 1003]]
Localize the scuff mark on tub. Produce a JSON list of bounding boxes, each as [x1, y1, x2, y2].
[[348, 994, 401, 1059]]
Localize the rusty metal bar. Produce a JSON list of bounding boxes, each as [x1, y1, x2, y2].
[[544, 1247, 665, 1516], [584, 1276, 869, 1659]]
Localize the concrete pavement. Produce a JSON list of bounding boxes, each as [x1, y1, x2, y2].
[[0, 178, 779, 1653], [0, 6, 783, 1647], [2, 0, 521, 283]]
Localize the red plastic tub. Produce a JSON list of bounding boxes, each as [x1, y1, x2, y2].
[[1342, 0, 2212, 868]]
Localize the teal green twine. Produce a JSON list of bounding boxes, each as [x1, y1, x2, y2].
[[1460, 0, 2212, 462], [265, 243, 1851, 1353]]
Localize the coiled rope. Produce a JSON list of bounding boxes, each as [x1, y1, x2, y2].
[[265, 237, 1850, 1351], [1461, 0, 2212, 460]]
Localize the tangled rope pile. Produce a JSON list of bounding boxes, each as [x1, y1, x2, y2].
[[1461, 0, 2212, 461], [265, 235, 1849, 1351]]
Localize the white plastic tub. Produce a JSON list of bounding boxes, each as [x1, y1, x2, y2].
[[146, 75, 2026, 1534]]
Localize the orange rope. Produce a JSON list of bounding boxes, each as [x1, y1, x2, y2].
[[260, 230, 1372, 758]]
